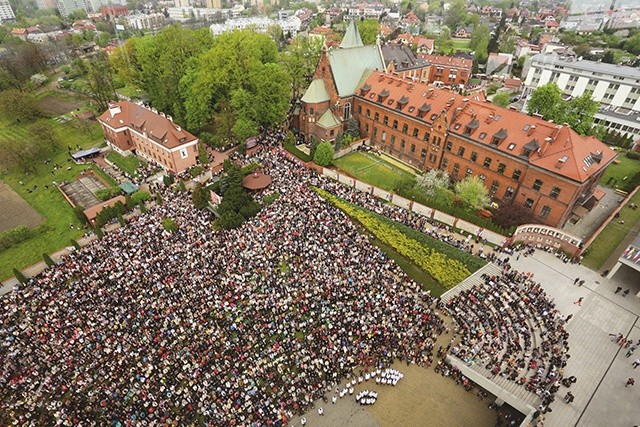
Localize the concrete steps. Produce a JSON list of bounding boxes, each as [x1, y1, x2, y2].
[[441, 262, 502, 303]]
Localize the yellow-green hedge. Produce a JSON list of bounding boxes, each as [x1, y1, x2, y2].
[[317, 188, 470, 288]]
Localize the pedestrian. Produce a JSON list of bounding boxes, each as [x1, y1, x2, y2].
[[574, 297, 584, 306], [633, 358, 640, 369], [623, 289, 630, 297], [578, 280, 585, 287], [615, 286, 622, 294], [300, 417, 307, 426], [626, 378, 635, 387], [565, 314, 573, 322], [574, 277, 580, 285], [332, 395, 337, 404], [625, 344, 637, 357], [563, 392, 574, 403], [318, 407, 324, 416]]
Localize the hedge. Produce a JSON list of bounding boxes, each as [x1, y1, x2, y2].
[[626, 151, 640, 160], [317, 189, 471, 288]]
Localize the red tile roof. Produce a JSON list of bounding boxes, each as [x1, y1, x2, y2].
[[419, 54, 472, 70], [98, 101, 197, 149], [358, 72, 616, 183]]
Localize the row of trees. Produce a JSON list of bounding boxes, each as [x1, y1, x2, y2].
[[110, 25, 320, 141], [526, 83, 599, 136]]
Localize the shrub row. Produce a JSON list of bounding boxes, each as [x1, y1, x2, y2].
[[626, 151, 640, 160], [0, 226, 34, 252], [317, 189, 471, 288]]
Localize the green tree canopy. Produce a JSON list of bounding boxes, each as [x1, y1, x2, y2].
[[313, 141, 335, 166], [454, 176, 490, 211], [358, 19, 380, 45], [526, 83, 563, 120], [491, 91, 511, 107]]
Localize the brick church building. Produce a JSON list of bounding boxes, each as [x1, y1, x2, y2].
[[295, 20, 616, 227]]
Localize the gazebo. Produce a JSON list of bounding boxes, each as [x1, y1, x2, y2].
[[242, 170, 272, 191]]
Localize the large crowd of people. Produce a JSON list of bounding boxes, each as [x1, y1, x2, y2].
[[445, 267, 571, 412], [1, 146, 445, 426], [1, 135, 574, 426]]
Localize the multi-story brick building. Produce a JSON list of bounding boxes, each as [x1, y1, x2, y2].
[[98, 101, 199, 174], [352, 71, 616, 227], [418, 54, 472, 87]]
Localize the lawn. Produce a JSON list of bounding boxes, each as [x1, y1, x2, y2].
[[0, 116, 106, 280], [107, 150, 141, 177], [334, 152, 415, 192], [582, 190, 640, 271], [117, 84, 146, 100], [451, 38, 472, 52], [599, 152, 640, 190]]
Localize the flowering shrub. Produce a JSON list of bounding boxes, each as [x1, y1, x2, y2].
[[317, 189, 471, 288]]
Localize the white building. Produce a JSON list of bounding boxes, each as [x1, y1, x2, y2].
[[0, 0, 16, 22], [523, 53, 640, 140], [167, 6, 226, 21], [125, 12, 165, 30], [209, 16, 302, 36]]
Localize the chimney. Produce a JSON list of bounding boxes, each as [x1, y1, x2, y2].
[[527, 125, 536, 136], [108, 103, 121, 118]]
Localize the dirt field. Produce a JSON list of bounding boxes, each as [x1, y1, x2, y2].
[[37, 94, 83, 116], [0, 181, 43, 233]]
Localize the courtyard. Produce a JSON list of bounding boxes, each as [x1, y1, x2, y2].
[[334, 151, 415, 192]]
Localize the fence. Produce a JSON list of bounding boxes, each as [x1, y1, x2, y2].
[[320, 167, 508, 247], [333, 138, 369, 159]]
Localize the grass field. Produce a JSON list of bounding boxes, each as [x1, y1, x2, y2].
[[107, 150, 140, 176], [0, 114, 106, 280], [451, 38, 472, 52], [599, 152, 640, 189], [334, 152, 415, 192], [582, 190, 640, 270]]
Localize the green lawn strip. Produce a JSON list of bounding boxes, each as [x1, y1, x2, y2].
[[582, 191, 640, 270], [334, 152, 414, 192], [284, 140, 312, 162], [316, 188, 471, 288], [599, 153, 640, 189], [106, 150, 140, 177], [0, 120, 105, 280]]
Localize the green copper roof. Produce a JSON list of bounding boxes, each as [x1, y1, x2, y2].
[[340, 18, 364, 49], [327, 46, 384, 97], [317, 109, 341, 129], [301, 79, 330, 103]]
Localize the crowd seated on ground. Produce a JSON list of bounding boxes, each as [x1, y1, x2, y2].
[[1, 130, 572, 425], [444, 265, 571, 411]]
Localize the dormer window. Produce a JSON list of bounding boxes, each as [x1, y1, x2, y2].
[[360, 84, 371, 96], [491, 128, 508, 146], [396, 96, 409, 110], [521, 139, 540, 158], [465, 118, 479, 135], [378, 89, 389, 103], [417, 103, 431, 118]]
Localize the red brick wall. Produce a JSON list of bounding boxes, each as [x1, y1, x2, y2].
[[428, 65, 470, 86], [101, 124, 133, 152]]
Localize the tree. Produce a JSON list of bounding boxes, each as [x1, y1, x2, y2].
[[526, 83, 563, 120], [94, 225, 104, 239], [70, 239, 81, 250], [192, 185, 210, 210], [279, 35, 322, 99], [470, 25, 490, 64], [313, 141, 334, 166], [358, 19, 380, 45], [564, 92, 599, 135], [43, 253, 55, 267], [602, 50, 615, 64], [444, 0, 467, 30], [492, 91, 511, 107], [0, 41, 49, 91], [454, 176, 490, 210], [623, 34, 640, 55], [493, 202, 534, 228], [416, 169, 450, 197], [82, 53, 118, 112], [13, 268, 28, 284], [0, 90, 42, 124], [436, 27, 453, 54], [162, 217, 179, 233]]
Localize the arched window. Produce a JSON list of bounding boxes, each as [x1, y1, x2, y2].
[[343, 102, 351, 120]]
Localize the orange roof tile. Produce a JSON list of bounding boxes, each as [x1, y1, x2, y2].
[[98, 101, 197, 150], [358, 71, 615, 183]]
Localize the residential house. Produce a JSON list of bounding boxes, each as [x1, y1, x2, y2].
[[454, 26, 473, 39], [98, 101, 199, 174], [418, 54, 473, 86]]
